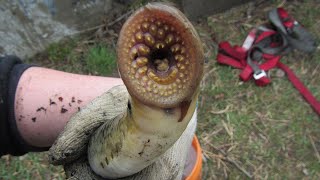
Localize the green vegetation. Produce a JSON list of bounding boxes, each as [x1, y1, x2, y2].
[[84, 44, 117, 76], [47, 40, 77, 63], [0, 153, 64, 179], [28, 41, 118, 76]]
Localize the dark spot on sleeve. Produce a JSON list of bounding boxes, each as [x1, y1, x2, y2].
[[18, 118, 21, 121], [69, 103, 72, 107], [32, 117, 36, 122], [71, 97, 75, 103], [128, 101, 131, 110], [77, 107, 81, 111], [100, 162, 104, 168], [50, 156, 55, 161], [102, 112, 107, 117], [58, 97, 63, 102], [77, 100, 82, 104], [115, 142, 122, 154], [50, 99, 56, 105], [105, 157, 109, 165], [36, 107, 47, 112], [147, 139, 150, 143], [85, 131, 90, 136], [61, 107, 68, 113], [127, 101, 132, 116], [138, 151, 143, 156]]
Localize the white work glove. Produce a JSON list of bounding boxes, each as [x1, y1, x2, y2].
[[48, 85, 197, 180]]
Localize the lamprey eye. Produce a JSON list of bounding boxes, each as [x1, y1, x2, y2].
[[117, 3, 204, 108]]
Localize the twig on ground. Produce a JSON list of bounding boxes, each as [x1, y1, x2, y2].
[[226, 143, 238, 153], [309, 135, 320, 162], [221, 120, 234, 140], [263, 118, 290, 123], [217, 142, 238, 149], [203, 139, 254, 179], [252, 164, 264, 178], [202, 149, 230, 176], [202, 128, 224, 140], [210, 105, 231, 114], [201, 67, 216, 90], [278, 0, 287, 7], [311, 64, 320, 77], [224, 157, 253, 179], [252, 122, 269, 142]]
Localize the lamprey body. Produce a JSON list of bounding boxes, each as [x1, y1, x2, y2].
[[88, 3, 204, 179]]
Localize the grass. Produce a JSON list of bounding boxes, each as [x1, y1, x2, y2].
[[47, 40, 77, 64], [0, 153, 64, 180], [28, 40, 118, 77], [84, 44, 117, 76], [1, 0, 320, 179]]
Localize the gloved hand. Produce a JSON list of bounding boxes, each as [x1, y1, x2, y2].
[[48, 85, 197, 180]]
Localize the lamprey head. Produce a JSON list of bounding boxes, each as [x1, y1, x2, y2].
[[117, 3, 204, 108]]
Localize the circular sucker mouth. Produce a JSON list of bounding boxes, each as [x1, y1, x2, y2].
[[117, 3, 204, 108]]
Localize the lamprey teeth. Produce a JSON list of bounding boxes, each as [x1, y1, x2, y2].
[[163, 24, 169, 32], [175, 54, 184, 62], [165, 34, 174, 45], [137, 44, 150, 56], [157, 28, 165, 39], [138, 66, 148, 75], [135, 32, 144, 42], [141, 22, 150, 32], [136, 57, 148, 67], [155, 42, 165, 49], [147, 67, 179, 85], [149, 24, 157, 36], [156, 20, 162, 26], [117, 2, 204, 108], [170, 44, 181, 53], [144, 33, 155, 46]]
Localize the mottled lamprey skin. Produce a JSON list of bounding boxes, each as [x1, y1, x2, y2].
[[88, 3, 204, 179]]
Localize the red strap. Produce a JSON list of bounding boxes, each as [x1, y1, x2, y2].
[[238, 55, 280, 82], [277, 8, 295, 28], [216, 53, 244, 69], [260, 56, 281, 71], [239, 65, 253, 81], [255, 31, 277, 43], [219, 42, 247, 60], [255, 76, 271, 86], [277, 62, 320, 115]]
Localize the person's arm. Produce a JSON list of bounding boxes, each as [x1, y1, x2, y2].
[[15, 67, 123, 148], [0, 55, 123, 155]]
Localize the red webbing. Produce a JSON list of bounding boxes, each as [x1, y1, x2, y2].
[[277, 62, 320, 115]]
